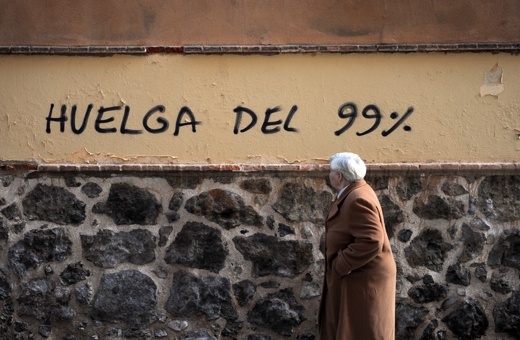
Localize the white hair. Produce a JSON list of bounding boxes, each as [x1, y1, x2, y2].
[[329, 152, 366, 182]]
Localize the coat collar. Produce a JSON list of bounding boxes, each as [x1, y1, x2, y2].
[[326, 179, 367, 223]]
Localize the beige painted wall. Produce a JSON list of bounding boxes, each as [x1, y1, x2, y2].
[[0, 53, 519, 164]]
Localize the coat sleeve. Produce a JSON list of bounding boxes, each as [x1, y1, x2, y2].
[[333, 196, 385, 277]]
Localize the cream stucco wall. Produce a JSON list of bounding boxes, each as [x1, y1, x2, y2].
[[0, 53, 519, 164]]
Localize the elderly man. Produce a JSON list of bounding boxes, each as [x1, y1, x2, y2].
[[318, 152, 396, 340]]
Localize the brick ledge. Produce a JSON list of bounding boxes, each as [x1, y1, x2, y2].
[[0, 162, 519, 174], [1, 43, 520, 55]]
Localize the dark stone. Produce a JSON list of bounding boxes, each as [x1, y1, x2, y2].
[[472, 263, 487, 282], [303, 273, 313, 282], [365, 176, 389, 191], [398, 229, 413, 242], [38, 325, 51, 338], [379, 195, 404, 238], [17, 278, 76, 321], [165, 175, 202, 190], [278, 223, 295, 237], [165, 271, 237, 321], [74, 283, 91, 305], [233, 280, 256, 306], [300, 283, 321, 300], [494, 290, 520, 338], [168, 192, 184, 211], [81, 182, 102, 198], [81, 229, 156, 268], [92, 202, 105, 214], [1, 203, 21, 221], [44, 265, 54, 275], [105, 328, 122, 337], [247, 288, 305, 336], [408, 282, 449, 303], [469, 218, 490, 231], [419, 320, 438, 340], [441, 182, 468, 196], [423, 275, 435, 284], [272, 183, 332, 223], [459, 224, 485, 263], [0, 220, 7, 241], [437, 330, 446, 340], [153, 266, 168, 279], [490, 273, 513, 294], [394, 303, 428, 340], [11, 221, 25, 234], [179, 329, 216, 340], [441, 297, 458, 310], [185, 189, 263, 229], [488, 229, 520, 270], [0, 275, 12, 299], [165, 222, 228, 273], [123, 329, 153, 338], [260, 281, 280, 289], [296, 335, 316, 340], [413, 195, 465, 220], [9, 228, 73, 277], [468, 196, 478, 215], [404, 228, 453, 272], [447, 224, 457, 240], [1, 176, 14, 187], [211, 175, 235, 184], [222, 319, 243, 338], [396, 177, 422, 201], [445, 263, 471, 286], [4, 297, 14, 314], [158, 226, 173, 247], [248, 335, 271, 340], [478, 176, 520, 222], [94, 183, 162, 225], [165, 212, 180, 223], [239, 179, 272, 194], [233, 233, 313, 277], [59, 262, 90, 286], [405, 274, 421, 284], [90, 270, 157, 328], [14, 321, 27, 332], [64, 176, 81, 188], [0, 197, 4, 207], [22, 184, 86, 225], [266, 215, 275, 230], [441, 298, 488, 340], [155, 328, 169, 338]]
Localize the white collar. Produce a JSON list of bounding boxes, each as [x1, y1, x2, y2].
[[337, 184, 350, 199]]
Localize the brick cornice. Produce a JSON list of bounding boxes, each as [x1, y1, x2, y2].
[[1, 162, 519, 175], [1, 43, 519, 55]]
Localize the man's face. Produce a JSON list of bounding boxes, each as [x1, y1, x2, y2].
[[329, 170, 343, 191]]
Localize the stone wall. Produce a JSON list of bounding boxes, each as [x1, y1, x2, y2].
[[0, 166, 519, 340]]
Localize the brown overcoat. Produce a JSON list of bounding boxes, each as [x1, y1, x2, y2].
[[318, 179, 396, 340]]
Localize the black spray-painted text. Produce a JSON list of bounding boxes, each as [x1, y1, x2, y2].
[[45, 103, 413, 137]]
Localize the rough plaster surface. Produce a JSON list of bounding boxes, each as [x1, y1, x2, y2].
[[1, 53, 520, 164]]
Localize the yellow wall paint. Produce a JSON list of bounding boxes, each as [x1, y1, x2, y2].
[[0, 53, 519, 164]]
